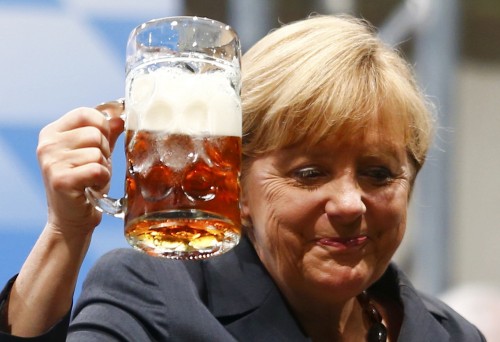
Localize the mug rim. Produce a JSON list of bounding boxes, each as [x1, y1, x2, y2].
[[131, 15, 239, 40]]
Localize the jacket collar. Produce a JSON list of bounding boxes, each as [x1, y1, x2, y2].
[[202, 238, 451, 342], [378, 264, 451, 342], [202, 236, 310, 341]]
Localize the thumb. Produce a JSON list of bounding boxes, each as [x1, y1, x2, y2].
[[108, 116, 124, 152], [96, 99, 125, 152]]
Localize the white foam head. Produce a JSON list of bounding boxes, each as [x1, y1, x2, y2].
[[125, 67, 241, 137]]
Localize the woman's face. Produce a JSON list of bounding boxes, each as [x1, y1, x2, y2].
[[241, 128, 413, 302]]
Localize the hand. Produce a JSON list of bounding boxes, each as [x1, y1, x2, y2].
[[37, 107, 124, 237], [2, 106, 124, 337]]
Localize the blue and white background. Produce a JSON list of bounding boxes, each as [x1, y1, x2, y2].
[[1, 2, 500, 339], [0, 0, 182, 298]]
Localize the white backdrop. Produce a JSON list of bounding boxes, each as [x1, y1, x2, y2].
[[0, 0, 182, 299]]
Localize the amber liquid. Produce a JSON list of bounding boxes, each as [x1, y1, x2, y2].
[[124, 131, 241, 259]]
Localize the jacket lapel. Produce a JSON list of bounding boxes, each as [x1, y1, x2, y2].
[[224, 288, 310, 341], [203, 236, 310, 341], [398, 285, 450, 341], [202, 244, 452, 342], [385, 265, 450, 342]]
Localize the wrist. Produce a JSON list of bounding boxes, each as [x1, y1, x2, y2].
[[41, 223, 93, 259], [45, 211, 100, 241]]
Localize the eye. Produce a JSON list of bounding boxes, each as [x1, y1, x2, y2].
[[360, 166, 395, 185], [291, 166, 328, 187], [293, 166, 324, 179]]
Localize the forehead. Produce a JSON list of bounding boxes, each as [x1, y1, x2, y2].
[[300, 127, 406, 160], [305, 108, 408, 151]]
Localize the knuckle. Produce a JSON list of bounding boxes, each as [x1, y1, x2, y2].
[[85, 126, 105, 146], [36, 143, 56, 168], [50, 173, 71, 192], [70, 107, 108, 129], [71, 107, 95, 120], [90, 147, 106, 164], [87, 164, 111, 187]]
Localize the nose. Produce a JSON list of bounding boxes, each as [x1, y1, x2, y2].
[[324, 177, 366, 225]]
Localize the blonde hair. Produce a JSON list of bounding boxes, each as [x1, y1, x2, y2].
[[241, 15, 434, 173]]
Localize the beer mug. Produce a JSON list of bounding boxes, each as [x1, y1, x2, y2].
[[86, 16, 242, 259]]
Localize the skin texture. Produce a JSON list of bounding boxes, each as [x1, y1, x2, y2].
[[3, 108, 413, 341], [1, 14, 433, 340], [241, 128, 413, 339], [5, 107, 123, 337]]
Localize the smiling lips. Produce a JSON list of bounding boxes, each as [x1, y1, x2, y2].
[[317, 235, 368, 250]]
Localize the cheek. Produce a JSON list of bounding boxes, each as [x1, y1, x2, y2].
[[246, 177, 297, 232], [248, 187, 311, 268], [370, 192, 408, 252], [251, 190, 295, 245]]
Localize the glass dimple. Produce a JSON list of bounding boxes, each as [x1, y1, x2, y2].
[[140, 163, 175, 201], [182, 159, 217, 201]]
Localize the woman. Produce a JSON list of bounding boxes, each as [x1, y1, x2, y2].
[[0, 15, 485, 341]]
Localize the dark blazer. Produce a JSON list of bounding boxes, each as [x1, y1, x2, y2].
[[0, 236, 486, 341]]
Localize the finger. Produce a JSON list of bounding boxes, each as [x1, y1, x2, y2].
[[59, 126, 112, 158], [95, 98, 124, 120], [47, 160, 111, 195], [39, 142, 112, 194], [95, 99, 125, 153], [59, 147, 111, 170], [42, 107, 110, 138], [108, 116, 125, 153], [45, 162, 109, 230], [38, 126, 112, 169]]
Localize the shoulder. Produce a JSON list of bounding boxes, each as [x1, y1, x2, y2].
[[78, 248, 205, 307], [84, 248, 202, 288], [418, 292, 486, 341], [379, 264, 486, 341], [73, 249, 206, 332]]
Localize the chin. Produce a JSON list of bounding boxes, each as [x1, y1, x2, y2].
[[305, 259, 379, 297]]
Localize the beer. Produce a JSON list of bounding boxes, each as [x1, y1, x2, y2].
[[122, 59, 242, 259], [124, 132, 241, 258], [85, 17, 242, 259]]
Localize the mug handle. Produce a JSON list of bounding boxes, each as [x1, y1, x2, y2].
[[84, 98, 126, 218]]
